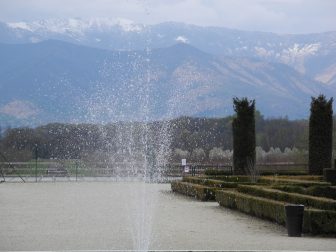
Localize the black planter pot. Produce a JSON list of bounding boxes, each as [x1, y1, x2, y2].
[[285, 204, 304, 237]]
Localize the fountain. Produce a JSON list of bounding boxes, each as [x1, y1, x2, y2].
[[84, 37, 173, 250]]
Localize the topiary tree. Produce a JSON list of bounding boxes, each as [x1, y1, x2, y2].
[[232, 97, 256, 175], [309, 95, 333, 175]]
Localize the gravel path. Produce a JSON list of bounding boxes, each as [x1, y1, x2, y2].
[[0, 182, 335, 251]]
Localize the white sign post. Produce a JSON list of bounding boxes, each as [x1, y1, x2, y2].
[[182, 159, 188, 173]]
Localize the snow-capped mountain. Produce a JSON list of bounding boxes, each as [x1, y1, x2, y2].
[[0, 19, 336, 125], [6, 17, 144, 34], [1, 18, 335, 86], [0, 41, 332, 126]]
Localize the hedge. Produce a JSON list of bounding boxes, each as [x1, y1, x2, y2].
[[272, 175, 323, 181], [216, 190, 336, 234], [305, 208, 336, 234], [259, 171, 308, 176], [182, 175, 330, 189], [204, 175, 252, 183], [205, 169, 232, 176], [182, 176, 241, 188], [237, 185, 336, 211], [273, 185, 336, 200], [171, 181, 216, 201], [216, 190, 286, 224], [258, 176, 330, 187], [202, 175, 329, 186]]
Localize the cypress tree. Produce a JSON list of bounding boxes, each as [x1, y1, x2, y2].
[[232, 97, 256, 175], [309, 95, 333, 175]]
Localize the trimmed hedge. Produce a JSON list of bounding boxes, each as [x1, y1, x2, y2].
[[216, 190, 286, 224], [216, 190, 336, 234], [182, 176, 241, 188], [305, 208, 336, 234], [273, 185, 336, 200], [259, 171, 308, 176], [204, 175, 252, 183], [258, 176, 330, 187], [273, 175, 323, 181], [203, 175, 328, 186], [205, 169, 232, 176], [171, 181, 216, 201], [237, 185, 336, 211]]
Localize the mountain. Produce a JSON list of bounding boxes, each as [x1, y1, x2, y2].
[[1, 18, 336, 87], [0, 40, 331, 126]]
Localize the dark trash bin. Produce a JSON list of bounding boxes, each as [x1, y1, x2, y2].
[[285, 204, 304, 237]]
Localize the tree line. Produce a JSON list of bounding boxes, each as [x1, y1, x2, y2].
[[0, 111, 336, 162]]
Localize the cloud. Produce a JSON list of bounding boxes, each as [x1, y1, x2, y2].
[[0, 0, 335, 33], [0, 100, 40, 119]]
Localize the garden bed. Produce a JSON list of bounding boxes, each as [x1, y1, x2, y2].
[[273, 185, 336, 200], [237, 185, 336, 211], [171, 174, 336, 235], [182, 176, 243, 188], [171, 181, 216, 201], [216, 190, 336, 234]]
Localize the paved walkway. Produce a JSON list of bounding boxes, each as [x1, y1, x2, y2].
[[0, 182, 335, 251]]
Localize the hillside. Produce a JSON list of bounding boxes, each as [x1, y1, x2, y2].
[[0, 40, 331, 126]]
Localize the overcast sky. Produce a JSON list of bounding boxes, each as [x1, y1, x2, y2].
[[0, 0, 335, 34]]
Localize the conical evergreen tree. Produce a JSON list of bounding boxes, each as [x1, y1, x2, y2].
[[232, 97, 256, 175], [309, 95, 333, 175]]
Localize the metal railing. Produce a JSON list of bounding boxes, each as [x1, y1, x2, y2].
[[256, 162, 308, 174], [0, 160, 309, 182], [165, 163, 233, 176]]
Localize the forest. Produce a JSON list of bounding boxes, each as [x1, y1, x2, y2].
[[1, 112, 334, 163]]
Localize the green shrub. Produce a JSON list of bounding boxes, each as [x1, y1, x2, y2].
[[216, 190, 286, 224], [216, 190, 336, 234], [306, 186, 336, 200], [171, 181, 216, 201], [205, 179, 242, 188], [237, 185, 336, 211], [272, 185, 306, 194], [182, 176, 204, 184], [274, 185, 336, 200], [182, 176, 240, 188], [258, 176, 330, 187], [205, 169, 232, 176], [182, 175, 331, 188], [273, 175, 323, 181], [204, 175, 328, 186], [260, 171, 308, 176], [204, 175, 252, 183], [305, 209, 336, 234]]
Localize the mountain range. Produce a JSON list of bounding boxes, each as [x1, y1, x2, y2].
[[0, 18, 336, 126]]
